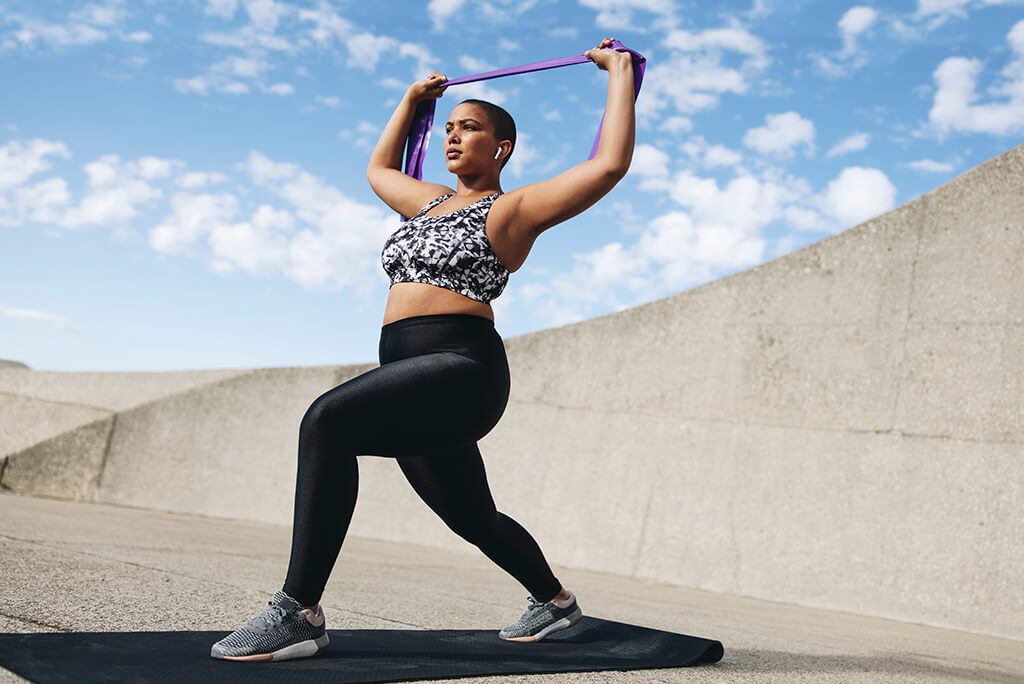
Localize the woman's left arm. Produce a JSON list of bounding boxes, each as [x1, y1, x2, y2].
[[503, 40, 635, 237]]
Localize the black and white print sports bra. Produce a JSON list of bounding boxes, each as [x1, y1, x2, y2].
[[381, 192, 510, 303]]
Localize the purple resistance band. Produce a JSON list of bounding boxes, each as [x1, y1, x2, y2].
[[402, 40, 647, 182]]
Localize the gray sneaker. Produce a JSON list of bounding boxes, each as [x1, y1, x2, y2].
[[499, 594, 583, 642], [211, 591, 329, 661]]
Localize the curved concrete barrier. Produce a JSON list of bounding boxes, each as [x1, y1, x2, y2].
[[1, 144, 1021, 640]]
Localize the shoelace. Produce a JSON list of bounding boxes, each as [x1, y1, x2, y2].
[[247, 601, 289, 630], [520, 596, 550, 618]]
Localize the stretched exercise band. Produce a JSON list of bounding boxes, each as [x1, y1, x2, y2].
[[403, 40, 647, 181]]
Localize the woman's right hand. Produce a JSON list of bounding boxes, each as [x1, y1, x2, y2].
[[406, 73, 448, 103]]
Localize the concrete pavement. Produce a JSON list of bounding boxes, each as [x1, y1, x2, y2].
[[2, 492, 1021, 683]]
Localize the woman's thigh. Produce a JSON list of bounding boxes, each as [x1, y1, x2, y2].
[[304, 351, 501, 458]]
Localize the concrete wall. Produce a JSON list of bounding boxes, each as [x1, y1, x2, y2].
[[2, 143, 1021, 640]]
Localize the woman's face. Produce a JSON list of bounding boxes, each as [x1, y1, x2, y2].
[[444, 103, 500, 175]]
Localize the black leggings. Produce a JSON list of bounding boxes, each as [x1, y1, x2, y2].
[[282, 313, 562, 607]]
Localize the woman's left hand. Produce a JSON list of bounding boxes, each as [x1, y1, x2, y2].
[[585, 37, 633, 71]]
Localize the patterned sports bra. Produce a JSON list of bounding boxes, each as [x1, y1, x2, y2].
[[381, 192, 510, 303]]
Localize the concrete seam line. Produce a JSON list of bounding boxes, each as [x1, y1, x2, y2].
[[0, 390, 118, 413], [889, 198, 927, 432], [86, 367, 261, 427], [93, 412, 119, 501], [0, 608, 69, 633], [508, 398, 1024, 445]]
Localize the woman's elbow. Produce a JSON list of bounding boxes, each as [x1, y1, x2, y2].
[[604, 161, 629, 183]]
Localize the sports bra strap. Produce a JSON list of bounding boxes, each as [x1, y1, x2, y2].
[[414, 192, 456, 218]]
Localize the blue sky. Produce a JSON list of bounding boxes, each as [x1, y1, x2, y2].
[[2, 0, 1022, 371]]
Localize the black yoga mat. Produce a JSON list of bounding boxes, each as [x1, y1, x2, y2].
[[0, 617, 723, 683]]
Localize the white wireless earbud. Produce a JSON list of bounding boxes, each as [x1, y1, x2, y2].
[[494, 148, 502, 160]]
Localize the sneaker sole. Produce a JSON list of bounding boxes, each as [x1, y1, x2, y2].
[[502, 607, 583, 643], [219, 633, 329, 662]]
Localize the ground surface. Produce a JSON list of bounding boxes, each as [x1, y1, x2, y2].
[[1, 492, 1021, 683]]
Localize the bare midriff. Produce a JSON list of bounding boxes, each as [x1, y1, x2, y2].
[[382, 282, 493, 325]]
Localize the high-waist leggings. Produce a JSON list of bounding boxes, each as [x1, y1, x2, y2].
[[282, 313, 562, 607]]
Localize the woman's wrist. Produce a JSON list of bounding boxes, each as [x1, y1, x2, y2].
[[607, 52, 634, 76]]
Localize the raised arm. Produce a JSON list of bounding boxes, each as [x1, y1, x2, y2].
[[503, 39, 636, 236], [366, 74, 455, 218]]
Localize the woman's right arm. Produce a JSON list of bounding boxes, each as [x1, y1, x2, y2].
[[366, 74, 454, 218]]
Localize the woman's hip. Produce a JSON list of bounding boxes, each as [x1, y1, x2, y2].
[[378, 313, 507, 368]]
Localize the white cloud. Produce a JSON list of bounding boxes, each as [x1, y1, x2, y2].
[[547, 27, 579, 39], [239, 151, 396, 291], [398, 43, 439, 79], [0, 305, 77, 332], [0, 139, 71, 192], [177, 171, 229, 188], [346, 32, 400, 72], [746, 0, 771, 19], [927, 19, 1024, 136], [663, 25, 770, 70], [315, 95, 340, 108], [71, 3, 125, 27], [61, 154, 178, 229], [916, 0, 971, 18], [13, 177, 71, 224], [458, 55, 494, 73], [4, 2, 135, 49], [445, 80, 508, 105], [206, 0, 239, 19], [640, 55, 748, 117], [505, 132, 538, 179], [640, 25, 771, 121], [839, 6, 878, 55], [905, 0, 1023, 33], [743, 111, 816, 158], [339, 121, 379, 148], [298, 2, 353, 45], [150, 192, 240, 254], [827, 132, 871, 157], [498, 38, 520, 52], [819, 166, 897, 227], [123, 31, 152, 43], [264, 82, 294, 95], [543, 109, 563, 121], [428, 0, 467, 31], [659, 116, 693, 134], [704, 145, 743, 167], [243, 0, 291, 33], [906, 158, 955, 172], [577, 0, 677, 32], [13, 21, 107, 48], [174, 76, 212, 95], [213, 55, 269, 78], [631, 144, 671, 177], [209, 204, 294, 274], [815, 6, 878, 77], [220, 82, 250, 94], [680, 136, 743, 168]]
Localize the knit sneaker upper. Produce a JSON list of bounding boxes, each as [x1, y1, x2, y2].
[[499, 595, 582, 640], [211, 591, 326, 659]]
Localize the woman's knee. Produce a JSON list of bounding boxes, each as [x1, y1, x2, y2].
[[298, 389, 356, 447], [300, 394, 331, 436]]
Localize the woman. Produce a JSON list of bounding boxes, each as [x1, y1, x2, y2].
[[211, 37, 635, 662]]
